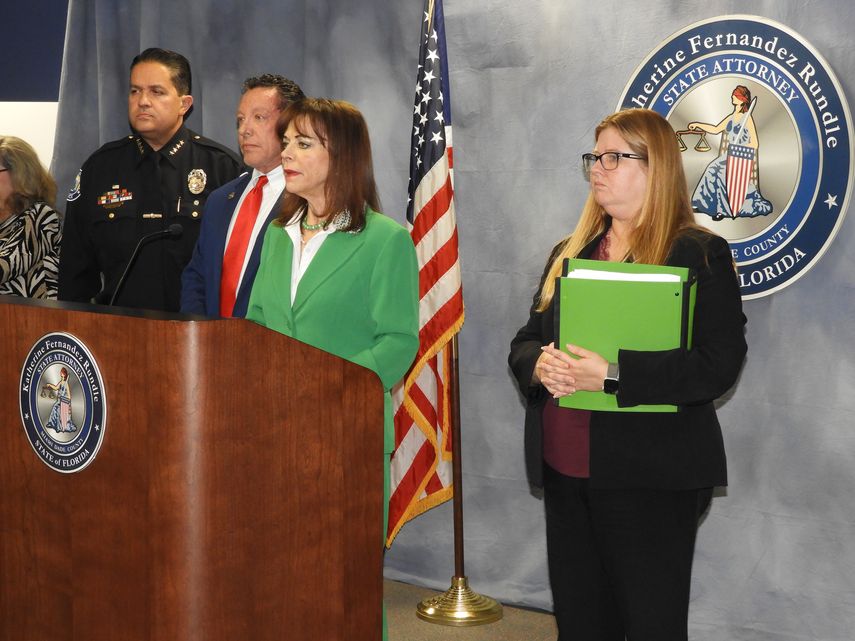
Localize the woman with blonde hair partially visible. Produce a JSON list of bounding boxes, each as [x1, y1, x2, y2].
[[0, 136, 61, 299]]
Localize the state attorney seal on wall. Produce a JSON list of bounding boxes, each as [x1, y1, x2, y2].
[[619, 15, 853, 299], [19, 333, 107, 473]]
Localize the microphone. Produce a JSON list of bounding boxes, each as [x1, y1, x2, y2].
[[108, 223, 183, 306]]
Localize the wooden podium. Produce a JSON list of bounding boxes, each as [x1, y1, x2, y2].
[[0, 296, 384, 641]]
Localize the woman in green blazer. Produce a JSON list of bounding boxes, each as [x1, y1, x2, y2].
[[246, 98, 419, 534]]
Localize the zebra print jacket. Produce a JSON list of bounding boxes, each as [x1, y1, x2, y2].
[[0, 201, 61, 299]]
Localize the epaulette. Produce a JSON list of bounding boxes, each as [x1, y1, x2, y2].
[[74, 136, 141, 174], [186, 129, 241, 159], [89, 135, 139, 157]]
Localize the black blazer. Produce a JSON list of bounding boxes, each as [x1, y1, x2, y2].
[[509, 229, 747, 490]]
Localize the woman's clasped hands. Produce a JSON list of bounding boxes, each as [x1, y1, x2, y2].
[[534, 343, 609, 399]]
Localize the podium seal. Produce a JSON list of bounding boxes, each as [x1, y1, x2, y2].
[[19, 332, 107, 473], [619, 15, 852, 299]]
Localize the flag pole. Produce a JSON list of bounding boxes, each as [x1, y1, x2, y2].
[[391, 0, 503, 622], [415, 334, 503, 626]]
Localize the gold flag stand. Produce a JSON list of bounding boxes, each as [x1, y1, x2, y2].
[[416, 576, 502, 626], [415, 336, 503, 626]]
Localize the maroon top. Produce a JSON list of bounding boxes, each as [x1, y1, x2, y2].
[[543, 402, 591, 477], [541, 232, 611, 478]]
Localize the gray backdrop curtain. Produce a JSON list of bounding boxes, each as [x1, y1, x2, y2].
[[52, 1, 855, 639]]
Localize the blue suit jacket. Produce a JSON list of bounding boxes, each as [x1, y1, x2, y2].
[[180, 172, 282, 317]]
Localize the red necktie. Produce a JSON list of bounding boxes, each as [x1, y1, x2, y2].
[[219, 175, 268, 317]]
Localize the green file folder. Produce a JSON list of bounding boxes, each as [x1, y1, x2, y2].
[[555, 258, 696, 412]]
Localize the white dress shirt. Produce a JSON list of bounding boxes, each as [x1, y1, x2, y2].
[[284, 214, 335, 306]]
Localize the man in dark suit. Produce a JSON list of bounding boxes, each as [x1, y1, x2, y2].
[[180, 74, 304, 317]]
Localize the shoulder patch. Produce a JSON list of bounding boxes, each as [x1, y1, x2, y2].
[[67, 170, 82, 202]]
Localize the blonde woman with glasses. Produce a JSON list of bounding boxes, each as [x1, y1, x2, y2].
[[509, 109, 747, 641]]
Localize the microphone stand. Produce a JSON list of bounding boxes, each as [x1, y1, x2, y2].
[[108, 223, 182, 306]]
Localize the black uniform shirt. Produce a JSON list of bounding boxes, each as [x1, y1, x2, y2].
[[59, 126, 243, 311]]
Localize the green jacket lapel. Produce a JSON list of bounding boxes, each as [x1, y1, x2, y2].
[[274, 232, 297, 329], [292, 230, 366, 311]]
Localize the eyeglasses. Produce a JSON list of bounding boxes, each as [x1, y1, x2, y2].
[[0, 168, 8, 173], [581, 152, 646, 180]]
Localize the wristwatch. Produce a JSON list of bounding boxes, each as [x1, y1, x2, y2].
[[603, 361, 620, 395]]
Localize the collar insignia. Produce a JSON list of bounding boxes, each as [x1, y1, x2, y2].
[[168, 139, 186, 156], [132, 136, 145, 156]]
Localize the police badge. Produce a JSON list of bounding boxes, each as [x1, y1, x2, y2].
[[188, 169, 207, 195]]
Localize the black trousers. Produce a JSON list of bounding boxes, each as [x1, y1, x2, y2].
[[543, 464, 713, 641]]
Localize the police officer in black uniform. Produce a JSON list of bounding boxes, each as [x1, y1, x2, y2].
[[59, 48, 243, 312]]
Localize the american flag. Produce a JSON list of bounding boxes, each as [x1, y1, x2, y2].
[[386, 0, 463, 548], [726, 143, 755, 218]]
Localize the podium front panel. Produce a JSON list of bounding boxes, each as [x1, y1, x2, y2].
[[0, 298, 384, 641]]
